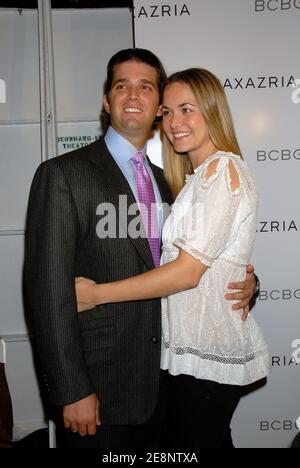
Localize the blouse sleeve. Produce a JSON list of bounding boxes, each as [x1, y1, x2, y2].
[[174, 157, 243, 267]]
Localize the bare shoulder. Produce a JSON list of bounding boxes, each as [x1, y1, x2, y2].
[[202, 152, 243, 194]]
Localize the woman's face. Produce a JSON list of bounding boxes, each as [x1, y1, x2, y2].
[[162, 81, 214, 160]]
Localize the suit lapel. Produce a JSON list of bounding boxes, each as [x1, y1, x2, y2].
[[87, 138, 155, 270]]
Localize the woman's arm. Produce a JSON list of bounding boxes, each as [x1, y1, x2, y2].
[[76, 249, 207, 310]]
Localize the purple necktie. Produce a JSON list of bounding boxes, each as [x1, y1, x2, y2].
[[133, 152, 161, 268]]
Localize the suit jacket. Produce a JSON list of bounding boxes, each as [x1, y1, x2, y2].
[[24, 137, 173, 425]]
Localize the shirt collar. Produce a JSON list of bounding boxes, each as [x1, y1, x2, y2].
[[105, 126, 147, 163]]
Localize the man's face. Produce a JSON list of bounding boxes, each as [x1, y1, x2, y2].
[[103, 61, 161, 142]]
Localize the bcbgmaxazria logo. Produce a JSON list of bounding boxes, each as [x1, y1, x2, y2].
[[223, 75, 295, 90], [254, 0, 300, 12], [257, 220, 298, 233], [134, 3, 191, 18], [259, 289, 300, 301], [272, 355, 299, 367], [260, 420, 299, 431], [257, 149, 300, 162]]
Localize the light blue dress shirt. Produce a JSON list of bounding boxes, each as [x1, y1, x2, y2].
[[105, 126, 163, 234]]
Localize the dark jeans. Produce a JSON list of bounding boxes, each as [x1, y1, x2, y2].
[[160, 371, 243, 449]]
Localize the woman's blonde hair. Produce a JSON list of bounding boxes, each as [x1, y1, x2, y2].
[[162, 68, 243, 198]]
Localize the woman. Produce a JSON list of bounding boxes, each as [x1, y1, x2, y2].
[[76, 68, 269, 448]]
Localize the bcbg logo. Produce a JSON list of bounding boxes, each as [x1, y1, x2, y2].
[[255, 0, 300, 12], [224, 75, 295, 90], [135, 3, 191, 18], [0, 78, 6, 103], [257, 149, 300, 162], [257, 220, 298, 233], [260, 420, 299, 431], [259, 289, 300, 301]]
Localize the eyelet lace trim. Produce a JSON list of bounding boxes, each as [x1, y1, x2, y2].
[[162, 341, 268, 366]]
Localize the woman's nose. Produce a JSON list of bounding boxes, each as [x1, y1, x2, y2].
[[170, 113, 183, 128]]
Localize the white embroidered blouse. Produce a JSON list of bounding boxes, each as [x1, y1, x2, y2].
[[160, 152, 269, 386]]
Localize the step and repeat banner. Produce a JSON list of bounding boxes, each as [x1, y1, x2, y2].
[[133, 0, 300, 448]]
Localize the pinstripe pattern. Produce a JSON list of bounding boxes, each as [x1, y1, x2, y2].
[[24, 138, 173, 425]]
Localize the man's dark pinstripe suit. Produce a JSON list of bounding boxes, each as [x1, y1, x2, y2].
[[24, 137, 173, 432]]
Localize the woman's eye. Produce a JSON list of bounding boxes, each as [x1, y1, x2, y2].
[[182, 108, 192, 113], [162, 111, 171, 117]]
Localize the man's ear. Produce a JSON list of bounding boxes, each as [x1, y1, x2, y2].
[[156, 105, 163, 117], [103, 95, 110, 114]]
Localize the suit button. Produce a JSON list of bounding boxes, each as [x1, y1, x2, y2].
[[151, 336, 159, 344]]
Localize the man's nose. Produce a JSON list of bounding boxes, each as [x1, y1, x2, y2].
[[127, 86, 138, 100]]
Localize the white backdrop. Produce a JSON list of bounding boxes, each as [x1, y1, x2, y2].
[[0, 2, 299, 447], [134, 0, 300, 448]]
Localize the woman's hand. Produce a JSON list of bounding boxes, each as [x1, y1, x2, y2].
[[75, 277, 97, 312]]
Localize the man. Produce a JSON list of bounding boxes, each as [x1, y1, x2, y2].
[[24, 49, 258, 448]]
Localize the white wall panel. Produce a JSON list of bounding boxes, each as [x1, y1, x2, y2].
[[52, 8, 133, 122], [4, 338, 46, 440], [0, 236, 26, 334], [0, 10, 40, 123], [0, 125, 41, 230]]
